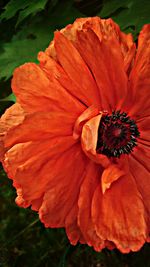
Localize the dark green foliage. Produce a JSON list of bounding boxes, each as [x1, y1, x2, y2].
[[0, 0, 49, 25], [0, 0, 83, 80], [0, 1, 150, 266], [99, 0, 150, 38]]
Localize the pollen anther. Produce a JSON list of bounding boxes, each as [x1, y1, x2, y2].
[[97, 110, 140, 158]]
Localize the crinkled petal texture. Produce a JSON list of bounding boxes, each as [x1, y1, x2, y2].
[[0, 17, 150, 253]]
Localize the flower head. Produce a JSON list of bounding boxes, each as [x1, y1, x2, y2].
[[0, 17, 150, 253]]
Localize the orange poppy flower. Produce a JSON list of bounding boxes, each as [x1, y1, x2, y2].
[[0, 17, 150, 253]]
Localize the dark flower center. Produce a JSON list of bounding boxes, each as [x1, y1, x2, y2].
[[97, 110, 140, 158]]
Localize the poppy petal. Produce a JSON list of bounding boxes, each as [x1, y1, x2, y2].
[[130, 143, 150, 173], [80, 17, 135, 73], [73, 105, 99, 140], [0, 103, 25, 131], [3, 137, 77, 206], [65, 204, 84, 245], [0, 17, 149, 253], [38, 51, 86, 111], [76, 28, 128, 111], [92, 173, 148, 253], [81, 113, 110, 167], [12, 63, 85, 114], [46, 17, 135, 73], [136, 118, 150, 158], [129, 155, 150, 225], [39, 145, 86, 227], [78, 161, 105, 251], [0, 103, 25, 160], [54, 31, 101, 107], [3, 111, 78, 148], [137, 116, 150, 144], [128, 24, 150, 118], [101, 163, 126, 194]]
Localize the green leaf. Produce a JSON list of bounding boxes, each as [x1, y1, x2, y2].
[[0, 93, 16, 102], [58, 244, 72, 267], [0, 0, 84, 80], [99, 0, 130, 17], [49, 0, 84, 28], [113, 0, 150, 32], [0, 93, 16, 113], [51, 0, 59, 7], [99, 0, 150, 37], [0, 18, 53, 80], [0, 0, 48, 25], [16, 0, 48, 26], [0, 0, 30, 20]]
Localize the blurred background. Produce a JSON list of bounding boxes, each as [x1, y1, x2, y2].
[[0, 0, 150, 266]]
